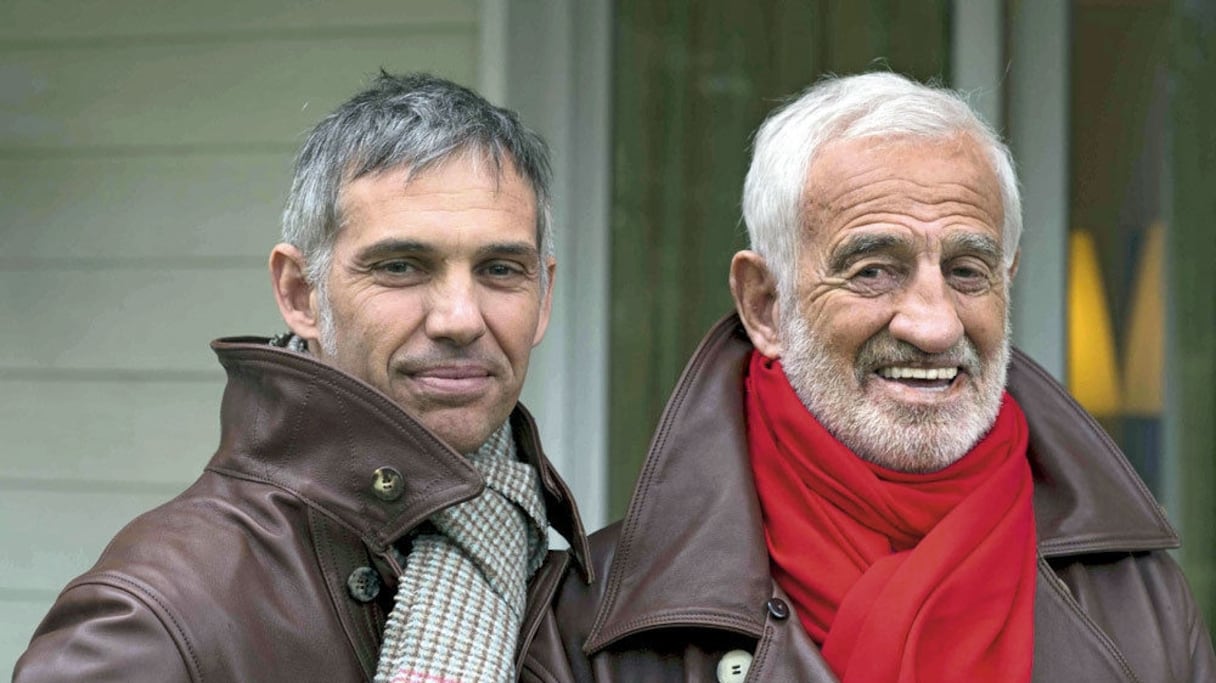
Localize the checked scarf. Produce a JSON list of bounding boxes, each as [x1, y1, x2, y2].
[[374, 421, 549, 683]]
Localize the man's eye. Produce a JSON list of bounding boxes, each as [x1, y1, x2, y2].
[[482, 262, 525, 278], [852, 263, 899, 282], [946, 260, 992, 291], [373, 260, 422, 279], [846, 263, 902, 294]]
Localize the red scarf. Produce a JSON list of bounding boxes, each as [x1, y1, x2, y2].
[[745, 351, 1036, 682]]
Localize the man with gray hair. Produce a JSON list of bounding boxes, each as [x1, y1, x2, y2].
[[15, 72, 591, 682], [530, 72, 1214, 682]]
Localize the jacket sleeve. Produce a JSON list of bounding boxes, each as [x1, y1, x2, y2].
[[1186, 589, 1216, 683], [13, 578, 195, 683], [1150, 550, 1216, 682]]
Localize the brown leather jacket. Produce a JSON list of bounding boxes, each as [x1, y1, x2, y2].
[[523, 315, 1216, 683], [14, 338, 593, 682]]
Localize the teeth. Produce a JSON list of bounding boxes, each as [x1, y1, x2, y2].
[[879, 366, 958, 381]]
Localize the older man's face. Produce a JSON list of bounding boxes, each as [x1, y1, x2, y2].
[[779, 134, 1012, 472], [312, 156, 552, 454]]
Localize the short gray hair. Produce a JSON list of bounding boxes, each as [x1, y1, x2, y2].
[[742, 71, 1021, 297], [281, 71, 554, 295]]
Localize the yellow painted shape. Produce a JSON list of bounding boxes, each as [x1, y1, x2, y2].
[[1121, 222, 1166, 415], [1068, 229, 1123, 417]]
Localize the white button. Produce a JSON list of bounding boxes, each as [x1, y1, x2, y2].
[[717, 649, 753, 683]]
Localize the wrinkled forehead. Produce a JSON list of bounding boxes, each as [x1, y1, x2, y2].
[[801, 133, 1006, 239]]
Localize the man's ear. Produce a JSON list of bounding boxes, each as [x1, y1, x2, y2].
[[729, 250, 783, 358], [1007, 247, 1021, 282], [532, 257, 557, 347], [269, 243, 321, 343]]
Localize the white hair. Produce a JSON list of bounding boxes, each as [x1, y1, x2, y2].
[[741, 71, 1021, 298]]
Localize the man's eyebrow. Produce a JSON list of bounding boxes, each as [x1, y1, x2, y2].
[[353, 239, 540, 263], [828, 233, 910, 272], [355, 239, 434, 262], [943, 232, 1003, 263], [475, 241, 540, 260]]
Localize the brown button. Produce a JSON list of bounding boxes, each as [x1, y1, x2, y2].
[[346, 566, 381, 603], [372, 466, 404, 501], [766, 598, 789, 620]]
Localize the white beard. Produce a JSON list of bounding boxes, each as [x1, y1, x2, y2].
[[777, 295, 1011, 473]]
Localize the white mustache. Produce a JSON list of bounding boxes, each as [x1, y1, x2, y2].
[[854, 332, 982, 380]]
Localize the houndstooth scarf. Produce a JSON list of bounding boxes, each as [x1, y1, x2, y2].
[[374, 421, 549, 683]]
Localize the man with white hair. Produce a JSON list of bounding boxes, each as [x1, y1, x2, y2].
[[16, 72, 591, 683], [528, 72, 1215, 682]]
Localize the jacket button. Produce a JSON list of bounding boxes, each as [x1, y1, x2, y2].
[[347, 566, 382, 603], [766, 597, 789, 620], [717, 649, 753, 683], [372, 466, 404, 501]]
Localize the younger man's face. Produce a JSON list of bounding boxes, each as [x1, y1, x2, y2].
[[311, 156, 553, 454]]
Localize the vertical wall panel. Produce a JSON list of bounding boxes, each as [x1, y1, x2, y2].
[[0, 5, 482, 676], [1008, 0, 1069, 379], [502, 1, 613, 532], [1168, 0, 1216, 634]]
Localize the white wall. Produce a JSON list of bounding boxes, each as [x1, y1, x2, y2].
[[951, 0, 1003, 130], [1007, 0, 1070, 380], [0, 2, 486, 675], [952, 0, 1070, 381], [485, 0, 612, 539]]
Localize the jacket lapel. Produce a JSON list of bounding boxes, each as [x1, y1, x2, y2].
[[1007, 347, 1178, 556], [209, 339, 593, 574], [584, 317, 770, 653]]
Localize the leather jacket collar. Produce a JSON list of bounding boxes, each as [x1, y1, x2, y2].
[[206, 337, 592, 582], [586, 314, 1177, 652]]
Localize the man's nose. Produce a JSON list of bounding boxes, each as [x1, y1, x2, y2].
[[887, 268, 965, 354], [425, 273, 487, 346]]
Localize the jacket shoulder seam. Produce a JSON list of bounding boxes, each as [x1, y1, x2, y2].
[[69, 571, 204, 681], [205, 464, 369, 543]]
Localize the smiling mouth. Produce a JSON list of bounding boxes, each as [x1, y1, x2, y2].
[[403, 364, 495, 402], [875, 365, 961, 390], [413, 366, 491, 380]]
